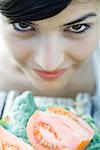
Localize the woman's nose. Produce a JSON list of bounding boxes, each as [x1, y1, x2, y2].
[[34, 40, 64, 71]]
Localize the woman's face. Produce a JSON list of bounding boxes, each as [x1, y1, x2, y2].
[[1, 0, 99, 93]]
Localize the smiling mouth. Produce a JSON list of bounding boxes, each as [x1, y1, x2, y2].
[[33, 69, 66, 80]]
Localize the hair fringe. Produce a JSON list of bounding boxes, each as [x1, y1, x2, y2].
[[0, 0, 72, 21]]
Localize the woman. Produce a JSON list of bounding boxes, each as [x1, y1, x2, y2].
[[0, 0, 100, 126]]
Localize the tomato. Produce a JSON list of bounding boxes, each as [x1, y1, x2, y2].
[[47, 107, 72, 116], [47, 107, 94, 134], [0, 127, 34, 150], [27, 109, 94, 150]]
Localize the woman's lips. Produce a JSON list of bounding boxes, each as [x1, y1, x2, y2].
[[33, 69, 66, 79]]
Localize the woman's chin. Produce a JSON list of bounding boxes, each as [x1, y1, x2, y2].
[[29, 77, 71, 95], [37, 83, 64, 93]]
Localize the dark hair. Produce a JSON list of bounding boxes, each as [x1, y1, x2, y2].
[[0, 0, 72, 21]]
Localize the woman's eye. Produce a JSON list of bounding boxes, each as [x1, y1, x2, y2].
[[68, 24, 89, 33], [63, 23, 92, 39], [13, 22, 34, 32]]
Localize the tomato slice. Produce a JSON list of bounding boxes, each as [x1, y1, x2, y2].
[[0, 127, 34, 150], [27, 109, 94, 150], [47, 107, 72, 116], [47, 107, 94, 134]]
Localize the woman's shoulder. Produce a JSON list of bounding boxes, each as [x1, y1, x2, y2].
[[92, 48, 100, 95]]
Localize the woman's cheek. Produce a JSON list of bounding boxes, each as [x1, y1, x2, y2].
[[3, 34, 33, 62], [65, 32, 98, 61]]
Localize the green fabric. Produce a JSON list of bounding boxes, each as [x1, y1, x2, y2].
[[84, 117, 100, 150], [7, 91, 37, 143]]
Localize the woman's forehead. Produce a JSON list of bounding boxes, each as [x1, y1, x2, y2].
[[33, 1, 98, 28]]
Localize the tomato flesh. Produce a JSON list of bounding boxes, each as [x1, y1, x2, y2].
[[0, 127, 34, 150]]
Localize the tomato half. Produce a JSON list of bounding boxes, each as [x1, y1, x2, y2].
[[27, 109, 94, 150], [47, 107, 72, 116], [0, 127, 34, 150]]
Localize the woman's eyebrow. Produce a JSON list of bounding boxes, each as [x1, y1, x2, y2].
[[60, 12, 97, 27]]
